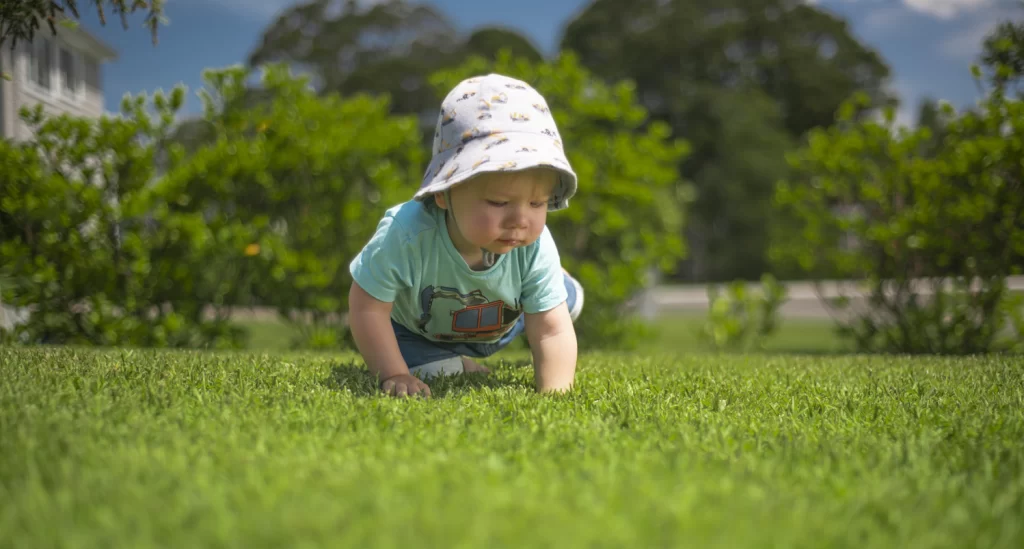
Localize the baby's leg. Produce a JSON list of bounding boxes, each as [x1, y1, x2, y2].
[[562, 267, 585, 322], [392, 320, 465, 379], [391, 320, 491, 378], [411, 356, 466, 379]]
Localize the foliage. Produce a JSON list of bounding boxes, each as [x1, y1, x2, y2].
[[243, 0, 553, 156], [559, 0, 893, 138], [0, 61, 422, 350], [682, 86, 796, 281], [771, 51, 1024, 353], [559, 0, 893, 282], [430, 50, 693, 349], [464, 26, 544, 63], [246, 0, 543, 145], [4, 346, 1024, 548], [161, 63, 424, 349], [0, 0, 165, 50], [243, 0, 899, 283], [980, 8, 1024, 93], [0, 89, 250, 348], [701, 274, 788, 351]]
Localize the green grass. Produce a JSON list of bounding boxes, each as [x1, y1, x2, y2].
[[2, 346, 1023, 548], [234, 318, 300, 351], [648, 313, 848, 354]]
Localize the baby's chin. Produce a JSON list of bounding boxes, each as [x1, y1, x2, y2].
[[484, 238, 532, 254]]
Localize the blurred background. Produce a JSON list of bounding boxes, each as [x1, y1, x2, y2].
[[1, 0, 1022, 354]]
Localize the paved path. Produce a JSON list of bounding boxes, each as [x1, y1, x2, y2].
[[645, 276, 1024, 319]]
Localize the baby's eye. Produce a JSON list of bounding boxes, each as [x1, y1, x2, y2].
[[486, 200, 508, 207], [530, 202, 546, 208]]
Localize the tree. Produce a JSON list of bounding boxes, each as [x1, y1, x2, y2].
[[559, 0, 893, 282], [979, 2, 1024, 94], [464, 26, 543, 63], [911, 97, 960, 158], [770, 22, 1024, 353], [561, 0, 892, 137], [247, 0, 462, 123], [679, 84, 795, 281], [0, 0, 166, 50], [246, 0, 544, 144]]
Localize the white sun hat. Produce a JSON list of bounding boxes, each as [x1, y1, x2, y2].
[[413, 73, 578, 211]]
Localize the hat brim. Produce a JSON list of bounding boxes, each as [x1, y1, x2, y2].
[[414, 130, 577, 211]]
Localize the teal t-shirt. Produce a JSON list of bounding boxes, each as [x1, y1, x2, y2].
[[350, 200, 568, 344]]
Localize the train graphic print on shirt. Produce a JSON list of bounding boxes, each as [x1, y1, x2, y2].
[[415, 285, 523, 342]]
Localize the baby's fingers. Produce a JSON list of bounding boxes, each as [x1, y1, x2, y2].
[[415, 381, 432, 399], [380, 378, 403, 397], [379, 375, 430, 399]]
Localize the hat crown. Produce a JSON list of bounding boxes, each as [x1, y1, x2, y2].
[[431, 74, 559, 156], [415, 73, 577, 212]]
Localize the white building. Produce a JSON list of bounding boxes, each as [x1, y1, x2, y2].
[[0, 22, 117, 140]]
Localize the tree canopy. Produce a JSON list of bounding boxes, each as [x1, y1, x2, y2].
[[0, 0, 165, 50], [560, 0, 893, 281]]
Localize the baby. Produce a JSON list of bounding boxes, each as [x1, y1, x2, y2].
[[348, 73, 584, 398]]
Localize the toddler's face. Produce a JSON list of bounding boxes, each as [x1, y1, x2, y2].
[[437, 168, 557, 260]]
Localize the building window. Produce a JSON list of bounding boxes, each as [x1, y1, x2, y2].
[[84, 55, 100, 90], [61, 47, 79, 95], [28, 38, 53, 90]]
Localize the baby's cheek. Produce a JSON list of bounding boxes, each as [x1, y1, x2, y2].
[[532, 212, 548, 231], [474, 212, 498, 234]]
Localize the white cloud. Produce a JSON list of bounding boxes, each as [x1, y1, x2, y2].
[[901, 0, 994, 19], [894, 101, 917, 128], [939, 6, 1019, 59], [862, 5, 914, 33], [941, 19, 996, 58], [883, 78, 920, 129]]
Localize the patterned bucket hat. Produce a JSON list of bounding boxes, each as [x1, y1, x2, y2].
[[414, 73, 577, 211]]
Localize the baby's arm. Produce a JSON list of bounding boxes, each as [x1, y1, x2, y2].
[[524, 301, 578, 393], [349, 281, 431, 398]]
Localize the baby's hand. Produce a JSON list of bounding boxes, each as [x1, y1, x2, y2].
[[380, 373, 432, 398]]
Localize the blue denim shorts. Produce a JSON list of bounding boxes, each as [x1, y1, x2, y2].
[[393, 271, 581, 368]]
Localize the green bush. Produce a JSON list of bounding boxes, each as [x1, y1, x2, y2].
[[0, 62, 423, 350], [430, 51, 693, 349], [701, 274, 788, 351], [0, 90, 250, 348], [771, 64, 1024, 354], [158, 63, 424, 349]]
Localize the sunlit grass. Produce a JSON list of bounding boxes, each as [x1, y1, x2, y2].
[[2, 346, 1022, 548]]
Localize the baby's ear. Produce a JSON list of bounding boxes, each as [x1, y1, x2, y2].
[[433, 192, 449, 210]]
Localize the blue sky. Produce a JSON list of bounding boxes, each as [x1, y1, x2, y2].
[[77, 0, 1020, 126]]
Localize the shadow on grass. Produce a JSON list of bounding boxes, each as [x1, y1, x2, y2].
[[322, 358, 535, 398]]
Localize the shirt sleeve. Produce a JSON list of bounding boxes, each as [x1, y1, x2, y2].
[[520, 226, 568, 314], [349, 213, 411, 303]]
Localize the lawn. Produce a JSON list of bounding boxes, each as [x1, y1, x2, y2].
[[2, 345, 1022, 548]]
